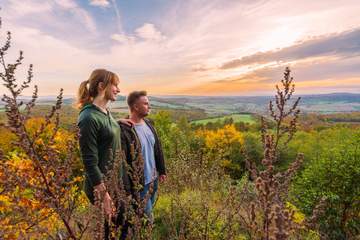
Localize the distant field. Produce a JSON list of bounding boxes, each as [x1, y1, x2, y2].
[[191, 113, 255, 125]]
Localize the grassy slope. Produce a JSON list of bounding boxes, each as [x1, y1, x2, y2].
[[191, 113, 255, 124]]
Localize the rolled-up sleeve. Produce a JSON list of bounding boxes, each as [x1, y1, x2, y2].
[[78, 117, 102, 187]]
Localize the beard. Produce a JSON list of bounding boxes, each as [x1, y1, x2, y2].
[[140, 111, 149, 118], [137, 108, 150, 118]]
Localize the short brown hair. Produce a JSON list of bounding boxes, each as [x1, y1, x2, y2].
[[127, 90, 147, 108]]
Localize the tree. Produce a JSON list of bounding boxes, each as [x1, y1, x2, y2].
[[291, 127, 360, 239], [196, 124, 246, 178]]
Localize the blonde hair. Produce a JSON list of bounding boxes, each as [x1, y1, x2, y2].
[[76, 69, 119, 109]]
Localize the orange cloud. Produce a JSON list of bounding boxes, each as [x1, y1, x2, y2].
[[180, 73, 270, 95], [179, 75, 360, 96], [295, 77, 360, 90]]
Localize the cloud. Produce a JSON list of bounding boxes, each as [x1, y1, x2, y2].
[[181, 53, 360, 95], [54, 0, 97, 33], [72, 8, 97, 33], [0, 24, 100, 96], [54, 0, 77, 9], [135, 23, 165, 41], [5, 0, 52, 15], [111, 34, 133, 43], [180, 72, 271, 95], [220, 28, 360, 69], [2, 0, 360, 96], [181, 73, 360, 96], [89, 0, 110, 8], [110, 0, 123, 33], [3, 0, 97, 35]]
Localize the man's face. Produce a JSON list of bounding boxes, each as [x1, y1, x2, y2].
[[133, 96, 151, 117]]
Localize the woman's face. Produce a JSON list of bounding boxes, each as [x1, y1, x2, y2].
[[107, 82, 120, 101], [101, 81, 120, 102]]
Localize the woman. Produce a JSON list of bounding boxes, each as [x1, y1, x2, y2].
[[77, 69, 121, 224]]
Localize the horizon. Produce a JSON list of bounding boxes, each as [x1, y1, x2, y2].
[[2, 92, 360, 100], [0, 0, 360, 96]]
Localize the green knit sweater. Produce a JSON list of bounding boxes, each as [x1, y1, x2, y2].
[[77, 103, 121, 203]]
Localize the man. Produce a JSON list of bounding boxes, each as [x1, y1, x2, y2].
[[118, 90, 166, 223]]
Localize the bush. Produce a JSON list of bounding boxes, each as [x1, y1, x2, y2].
[[291, 128, 360, 238]]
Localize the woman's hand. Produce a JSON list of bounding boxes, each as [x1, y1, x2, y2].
[[94, 183, 115, 221], [103, 192, 115, 222]]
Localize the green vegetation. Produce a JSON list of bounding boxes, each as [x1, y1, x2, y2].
[[290, 128, 360, 239], [152, 111, 360, 239], [191, 113, 255, 125]]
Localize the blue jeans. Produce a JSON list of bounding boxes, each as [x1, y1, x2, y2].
[[140, 178, 158, 220]]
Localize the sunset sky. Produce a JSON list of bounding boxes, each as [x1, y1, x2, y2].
[[1, 0, 360, 96]]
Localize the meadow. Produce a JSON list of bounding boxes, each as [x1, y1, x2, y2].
[[190, 113, 255, 125]]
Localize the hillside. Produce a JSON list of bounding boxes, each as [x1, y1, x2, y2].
[[2, 93, 359, 113]]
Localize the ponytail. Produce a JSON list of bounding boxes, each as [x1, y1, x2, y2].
[[76, 80, 92, 109]]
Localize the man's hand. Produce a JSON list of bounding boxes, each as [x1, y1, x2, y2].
[[159, 174, 167, 183], [119, 118, 134, 127]]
